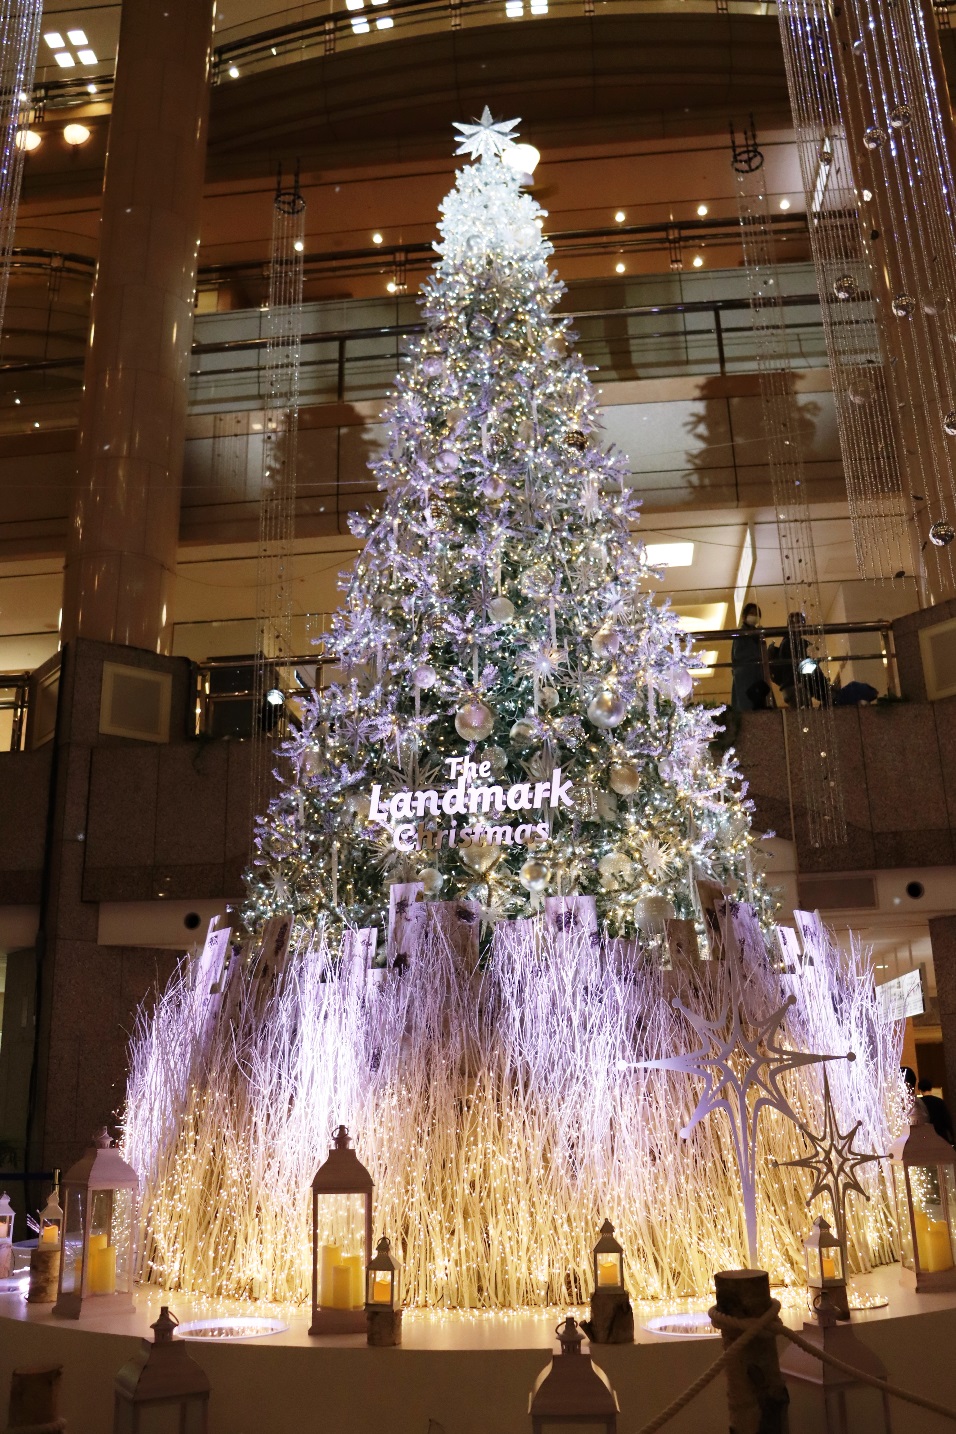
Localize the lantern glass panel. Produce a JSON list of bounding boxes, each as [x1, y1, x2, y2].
[[806, 1246, 822, 1284], [596, 1252, 622, 1288], [315, 1193, 367, 1310], [87, 1186, 134, 1295], [127, 1403, 203, 1434], [892, 1161, 914, 1268], [367, 1267, 395, 1306], [0, 1213, 12, 1240], [61, 1187, 87, 1294], [821, 1245, 842, 1281], [909, 1163, 954, 1274]]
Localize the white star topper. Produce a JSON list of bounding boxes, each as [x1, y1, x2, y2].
[[453, 107, 521, 161]]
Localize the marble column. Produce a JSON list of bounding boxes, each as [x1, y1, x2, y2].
[[60, 0, 216, 653]]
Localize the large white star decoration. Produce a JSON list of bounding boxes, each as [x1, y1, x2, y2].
[[453, 107, 521, 161], [620, 915, 854, 1265], [774, 1067, 882, 1249]]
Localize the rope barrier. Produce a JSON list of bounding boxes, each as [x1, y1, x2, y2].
[[632, 1298, 956, 1434]]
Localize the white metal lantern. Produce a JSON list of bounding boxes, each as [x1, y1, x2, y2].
[[804, 1216, 848, 1320], [366, 1235, 400, 1310], [309, 1125, 373, 1335], [114, 1307, 210, 1434], [37, 1188, 63, 1248], [592, 1219, 625, 1294], [0, 1191, 14, 1278], [53, 1127, 139, 1318], [890, 1114, 956, 1291], [529, 1318, 619, 1434]]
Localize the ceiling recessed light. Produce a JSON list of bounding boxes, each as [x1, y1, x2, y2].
[[67, 29, 88, 45], [386, 280, 397, 293], [615, 261, 625, 273], [351, 17, 370, 31], [77, 48, 98, 64], [13, 398, 20, 405], [375, 17, 393, 28], [63, 122, 91, 146], [696, 203, 708, 216], [14, 129, 41, 152], [293, 239, 304, 252], [692, 254, 704, 268], [372, 232, 383, 244], [614, 210, 626, 223], [228, 64, 239, 78], [645, 540, 695, 567], [33, 421, 39, 429], [54, 51, 75, 67], [87, 83, 97, 94], [779, 196, 791, 210], [43, 31, 65, 48]]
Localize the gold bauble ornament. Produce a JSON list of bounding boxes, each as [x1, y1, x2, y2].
[[539, 685, 559, 711], [587, 689, 627, 729], [519, 859, 550, 893], [609, 760, 641, 796], [510, 716, 537, 746], [420, 867, 444, 895], [488, 596, 516, 623], [455, 699, 495, 742], [459, 839, 502, 874], [565, 429, 588, 450], [634, 894, 676, 930]]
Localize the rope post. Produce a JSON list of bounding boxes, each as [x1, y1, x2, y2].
[[713, 1270, 790, 1434]]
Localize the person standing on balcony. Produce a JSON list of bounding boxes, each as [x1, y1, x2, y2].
[[731, 603, 773, 710]]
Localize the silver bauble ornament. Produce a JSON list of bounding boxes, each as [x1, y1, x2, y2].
[[664, 665, 694, 701], [930, 519, 956, 547], [455, 699, 495, 742], [863, 126, 886, 149], [413, 663, 437, 689], [483, 474, 507, 500], [587, 689, 627, 729], [833, 275, 857, 301], [891, 294, 916, 318], [592, 627, 621, 658], [539, 685, 559, 711], [944, 410, 956, 437], [848, 380, 874, 405], [488, 595, 516, 624], [459, 839, 501, 874], [519, 859, 550, 893], [421, 354, 443, 377], [436, 447, 460, 472], [889, 103, 913, 128], [609, 760, 641, 796], [923, 294, 948, 316], [510, 716, 537, 746], [420, 867, 444, 896], [519, 565, 551, 599], [634, 894, 676, 930], [658, 755, 680, 784]]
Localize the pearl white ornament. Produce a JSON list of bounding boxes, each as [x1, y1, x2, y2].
[[488, 596, 516, 624], [420, 868, 444, 895], [436, 447, 460, 472], [664, 666, 694, 701], [421, 354, 443, 377], [483, 474, 507, 500], [455, 700, 495, 742], [413, 664, 437, 689], [592, 628, 621, 658], [539, 686, 559, 711]]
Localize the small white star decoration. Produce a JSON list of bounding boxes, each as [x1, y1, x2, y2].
[[453, 107, 521, 161]]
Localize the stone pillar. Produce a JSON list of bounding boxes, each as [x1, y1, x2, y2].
[[929, 914, 956, 1106], [60, 0, 216, 654]]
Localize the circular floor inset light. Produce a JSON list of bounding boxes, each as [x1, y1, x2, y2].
[[177, 1318, 288, 1342], [645, 1313, 719, 1338], [64, 123, 91, 146], [265, 688, 284, 706], [693, 254, 704, 268], [15, 129, 41, 152], [696, 203, 708, 216]]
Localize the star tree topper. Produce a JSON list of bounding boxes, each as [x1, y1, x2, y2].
[[453, 107, 521, 161], [621, 904, 854, 1265]]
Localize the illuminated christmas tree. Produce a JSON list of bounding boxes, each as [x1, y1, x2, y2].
[[245, 112, 768, 939]]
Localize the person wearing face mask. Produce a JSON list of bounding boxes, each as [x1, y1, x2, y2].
[[731, 602, 772, 711]]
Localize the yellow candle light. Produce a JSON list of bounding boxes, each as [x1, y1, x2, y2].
[[597, 1254, 620, 1287], [330, 1262, 353, 1309], [370, 1271, 393, 1304], [342, 1252, 363, 1308], [319, 1244, 341, 1306], [40, 1224, 59, 1246], [88, 1232, 108, 1253], [821, 1254, 836, 1281], [89, 1243, 116, 1295]]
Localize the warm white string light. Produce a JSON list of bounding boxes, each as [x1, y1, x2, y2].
[[0, 0, 43, 333]]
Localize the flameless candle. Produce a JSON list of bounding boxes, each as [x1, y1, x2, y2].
[[596, 1254, 619, 1287], [342, 1252, 363, 1307], [821, 1254, 836, 1281], [89, 1243, 116, 1294], [330, 1262, 353, 1309], [40, 1224, 59, 1246], [371, 1270, 393, 1304], [319, 1244, 342, 1306]]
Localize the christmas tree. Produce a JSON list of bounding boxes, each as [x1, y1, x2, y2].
[[245, 111, 767, 940]]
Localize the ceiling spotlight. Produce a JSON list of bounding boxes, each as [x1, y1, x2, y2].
[[43, 31, 65, 48], [265, 688, 284, 707], [386, 280, 397, 293], [615, 261, 626, 274], [67, 29, 89, 45], [692, 254, 704, 268], [696, 203, 708, 216], [77, 48, 98, 64], [614, 210, 626, 223], [228, 64, 240, 78], [13, 398, 20, 405], [54, 51, 75, 68], [87, 83, 97, 94], [779, 196, 791, 210], [63, 123, 91, 147], [293, 238, 305, 252], [372, 232, 383, 244], [798, 656, 819, 675], [14, 129, 41, 152], [502, 143, 540, 180]]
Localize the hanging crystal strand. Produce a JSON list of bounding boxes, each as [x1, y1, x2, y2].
[[0, 0, 41, 336], [773, 7, 913, 584], [732, 123, 847, 849], [251, 165, 307, 826]]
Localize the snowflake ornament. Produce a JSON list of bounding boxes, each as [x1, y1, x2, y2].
[[453, 107, 521, 161]]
